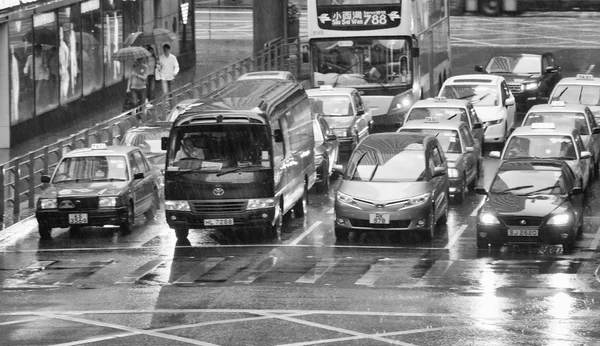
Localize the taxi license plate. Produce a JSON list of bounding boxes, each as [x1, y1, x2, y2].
[[204, 219, 234, 226], [369, 213, 390, 224], [68, 213, 88, 224], [508, 229, 538, 237]]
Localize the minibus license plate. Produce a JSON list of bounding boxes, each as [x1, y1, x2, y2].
[[69, 213, 88, 224], [369, 213, 390, 224], [204, 219, 234, 226], [508, 229, 538, 237]]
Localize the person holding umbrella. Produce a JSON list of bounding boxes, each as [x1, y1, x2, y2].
[[126, 57, 149, 110], [24, 44, 50, 105], [145, 46, 157, 101]]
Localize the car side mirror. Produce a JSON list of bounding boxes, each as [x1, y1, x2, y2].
[[133, 172, 144, 180], [581, 151, 592, 159], [475, 188, 487, 195], [326, 133, 337, 141], [41, 175, 51, 183], [432, 167, 446, 178], [274, 129, 283, 143], [593, 127, 600, 135], [539, 96, 549, 103], [357, 109, 365, 116], [465, 147, 475, 153], [161, 137, 169, 151], [332, 163, 345, 175], [473, 122, 482, 129], [571, 187, 584, 196], [489, 151, 501, 159], [394, 122, 403, 129], [505, 98, 515, 107], [474, 65, 484, 72]]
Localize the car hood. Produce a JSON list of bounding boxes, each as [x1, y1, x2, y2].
[[338, 180, 430, 202], [588, 106, 600, 116], [325, 116, 356, 129], [40, 182, 130, 198], [484, 193, 565, 218], [496, 73, 542, 84], [473, 105, 505, 121]]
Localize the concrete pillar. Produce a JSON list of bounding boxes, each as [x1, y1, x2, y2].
[[253, 0, 285, 54], [0, 22, 10, 149]]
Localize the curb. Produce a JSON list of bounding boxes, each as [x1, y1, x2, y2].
[[0, 216, 37, 246]]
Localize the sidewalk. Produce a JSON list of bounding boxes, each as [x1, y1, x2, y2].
[[0, 65, 202, 164]]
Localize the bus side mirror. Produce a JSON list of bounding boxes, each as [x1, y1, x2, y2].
[[572, 187, 584, 196], [411, 47, 419, 58], [161, 137, 169, 151], [274, 129, 283, 143]]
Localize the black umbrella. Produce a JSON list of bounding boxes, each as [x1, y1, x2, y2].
[[22, 28, 58, 46]]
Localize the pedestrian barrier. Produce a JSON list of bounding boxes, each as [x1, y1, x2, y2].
[[0, 37, 307, 229]]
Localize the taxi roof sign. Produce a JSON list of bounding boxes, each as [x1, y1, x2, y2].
[[576, 74, 594, 80], [550, 100, 566, 107], [531, 123, 555, 130], [433, 96, 447, 102], [320, 85, 334, 91], [91, 143, 107, 150], [425, 116, 439, 123]]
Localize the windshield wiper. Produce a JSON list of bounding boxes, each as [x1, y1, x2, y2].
[[368, 164, 379, 181], [333, 59, 366, 87], [216, 166, 266, 177], [495, 185, 534, 194], [522, 186, 559, 196], [472, 93, 491, 104], [90, 178, 127, 182], [447, 113, 459, 120], [350, 152, 369, 180]]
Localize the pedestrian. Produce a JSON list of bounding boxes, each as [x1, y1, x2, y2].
[[24, 44, 50, 105], [156, 43, 179, 109], [126, 57, 149, 111], [145, 45, 157, 101]]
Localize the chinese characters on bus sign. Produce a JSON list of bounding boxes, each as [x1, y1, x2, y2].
[[317, 5, 401, 31]]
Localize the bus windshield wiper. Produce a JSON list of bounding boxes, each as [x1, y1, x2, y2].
[[333, 60, 366, 87]]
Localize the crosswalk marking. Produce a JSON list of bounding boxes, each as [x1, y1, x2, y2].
[[174, 257, 226, 285], [116, 260, 165, 284], [234, 249, 285, 284], [55, 260, 114, 286], [355, 258, 398, 286], [296, 257, 338, 284]]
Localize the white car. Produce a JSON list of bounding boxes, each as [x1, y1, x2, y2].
[[548, 74, 600, 119], [237, 71, 297, 82], [439, 74, 516, 145]]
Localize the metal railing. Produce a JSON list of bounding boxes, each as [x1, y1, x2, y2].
[[1, 37, 307, 229]]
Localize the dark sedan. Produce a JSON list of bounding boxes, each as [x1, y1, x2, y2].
[[313, 115, 339, 193], [475, 159, 584, 252], [475, 52, 562, 112]]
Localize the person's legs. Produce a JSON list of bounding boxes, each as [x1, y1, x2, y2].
[[130, 89, 140, 107], [147, 76, 155, 101]]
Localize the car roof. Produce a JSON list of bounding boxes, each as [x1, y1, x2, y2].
[[526, 103, 590, 113], [444, 74, 503, 85], [306, 87, 357, 97], [237, 71, 294, 80], [65, 145, 138, 157], [498, 159, 569, 172], [400, 119, 466, 132], [510, 125, 577, 137], [410, 98, 471, 108], [489, 53, 544, 58], [554, 76, 600, 86]]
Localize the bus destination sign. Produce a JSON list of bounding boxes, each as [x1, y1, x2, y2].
[[316, 5, 401, 31]]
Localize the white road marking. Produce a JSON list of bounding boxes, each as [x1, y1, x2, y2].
[[355, 258, 397, 286], [596, 263, 600, 284], [115, 260, 165, 284], [289, 221, 322, 246], [590, 224, 600, 250], [586, 64, 596, 74], [445, 225, 468, 250], [234, 248, 285, 284], [296, 257, 338, 284], [174, 257, 225, 284], [326, 207, 334, 214], [470, 198, 485, 216], [0, 317, 40, 326]]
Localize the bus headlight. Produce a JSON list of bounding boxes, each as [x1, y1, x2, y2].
[[39, 198, 57, 209], [99, 197, 119, 207], [247, 198, 276, 210], [165, 200, 191, 211]]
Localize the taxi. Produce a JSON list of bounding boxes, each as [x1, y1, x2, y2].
[[35, 143, 163, 239], [521, 101, 600, 179], [306, 85, 372, 160], [548, 74, 600, 119], [490, 123, 592, 192], [398, 118, 482, 203], [475, 159, 583, 252], [404, 97, 484, 151], [333, 133, 449, 241]]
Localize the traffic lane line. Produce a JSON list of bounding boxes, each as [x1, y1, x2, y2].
[[445, 224, 468, 250], [289, 221, 322, 246]]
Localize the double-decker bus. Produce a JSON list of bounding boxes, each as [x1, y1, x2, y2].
[[307, 0, 451, 132]]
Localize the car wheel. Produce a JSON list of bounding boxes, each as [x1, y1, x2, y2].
[[144, 192, 159, 221], [293, 183, 308, 217], [316, 160, 330, 193], [453, 177, 467, 204], [335, 226, 349, 240], [476, 239, 489, 249], [590, 158, 596, 182], [479, 0, 502, 16], [469, 164, 480, 191], [175, 228, 189, 240], [120, 202, 134, 236], [576, 222, 583, 239], [38, 224, 52, 239]]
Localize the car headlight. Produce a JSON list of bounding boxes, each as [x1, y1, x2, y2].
[[523, 82, 540, 91], [247, 198, 276, 210], [333, 129, 347, 137], [405, 192, 431, 208], [478, 212, 500, 225], [38, 198, 57, 209], [547, 213, 570, 226], [314, 154, 324, 166], [164, 200, 191, 211], [483, 118, 504, 129], [336, 191, 359, 208], [99, 197, 119, 207], [448, 168, 459, 178]]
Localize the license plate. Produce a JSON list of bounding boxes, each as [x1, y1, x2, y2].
[[508, 229, 538, 237], [369, 213, 390, 224], [68, 213, 88, 224], [204, 218, 234, 226]]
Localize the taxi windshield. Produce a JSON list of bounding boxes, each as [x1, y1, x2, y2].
[[490, 169, 566, 195], [347, 148, 426, 182], [400, 129, 462, 153], [523, 112, 589, 135], [485, 55, 541, 74], [52, 156, 129, 183], [440, 85, 499, 107], [407, 107, 468, 123], [310, 95, 353, 116], [551, 85, 600, 106], [504, 135, 577, 160]]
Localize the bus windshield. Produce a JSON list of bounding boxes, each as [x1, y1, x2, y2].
[[166, 124, 272, 171], [312, 38, 411, 88]]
